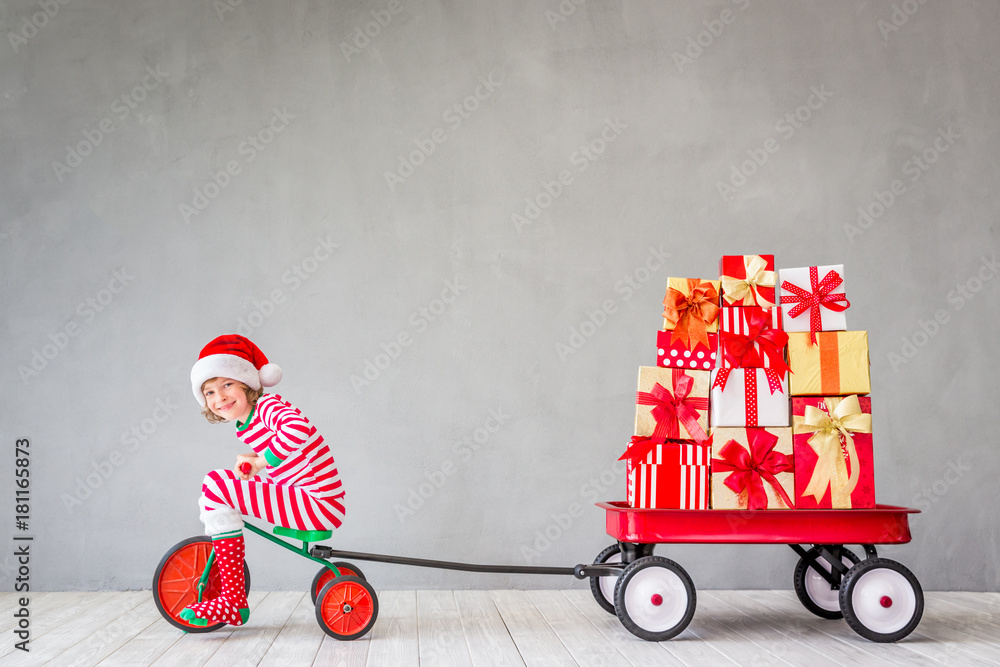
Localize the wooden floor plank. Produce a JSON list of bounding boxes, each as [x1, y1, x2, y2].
[[364, 591, 418, 667], [453, 590, 525, 667], [0, 592, 87, 635], [716, 590, 895, 666], [489, 590, 577, 666], [256, 593, 324, 666], [560, 590, 694, 667], [675, 592, 798, 667], [0, 592, 146, 665], [46, 597, 163, 667], [699, 591, 845, 666], [96, 603, 186, 666], [312, 632, 371, 666], [202, 591, 303, 667], [526, 590, 631, 667], [416, 590, 474, 667], [150, 591, 267, 667], [750, 590, 941, 667]]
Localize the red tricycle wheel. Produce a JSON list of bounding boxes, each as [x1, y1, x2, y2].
[[310, 562, 367, 604], [152, 535, 252, 633], [315, 575, 379, 640]]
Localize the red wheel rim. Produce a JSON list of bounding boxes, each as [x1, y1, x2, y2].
[[320, 580, 375, 636], [156, 542, 222, 626], [313, 566, 359, 600]]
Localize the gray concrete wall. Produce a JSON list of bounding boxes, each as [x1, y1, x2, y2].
[[1, 0, 997, 593]]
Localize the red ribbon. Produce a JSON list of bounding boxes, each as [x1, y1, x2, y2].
[[713, 367, 783, 396], [780, 267, 850, 344], [619, 436, 658, 466], [711, 429, 795, 510], [636, 369, 709, 443], [720, 309, 790, 376]]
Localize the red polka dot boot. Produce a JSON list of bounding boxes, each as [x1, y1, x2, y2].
[[180, 530, 250, 626]]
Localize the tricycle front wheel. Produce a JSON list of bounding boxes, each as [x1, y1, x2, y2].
[[152, 535, 251, 633]]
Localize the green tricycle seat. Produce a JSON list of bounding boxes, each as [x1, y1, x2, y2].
[[272, 526, 332, 542]]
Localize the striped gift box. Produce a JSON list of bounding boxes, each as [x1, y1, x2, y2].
[[626, 442, 711, 509], [719, 306, 785, 370]]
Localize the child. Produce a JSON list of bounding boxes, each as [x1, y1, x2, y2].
[[179, 335, 345, 627]]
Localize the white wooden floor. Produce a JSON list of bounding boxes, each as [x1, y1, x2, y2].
[[1, 590, 999, 666]]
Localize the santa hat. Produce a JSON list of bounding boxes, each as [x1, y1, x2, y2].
[[191, 335, 282, 406]]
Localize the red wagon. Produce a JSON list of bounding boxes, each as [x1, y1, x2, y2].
[[590, 502, 923, 643]]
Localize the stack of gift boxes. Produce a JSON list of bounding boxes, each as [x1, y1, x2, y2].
[[623, 255, 875, 511]]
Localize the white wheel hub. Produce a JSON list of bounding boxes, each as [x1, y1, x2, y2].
[[623, 565, 688, 632], [850, 567, 917, 634], [804, 555, 855, 612], [598, 553, 622, 605]]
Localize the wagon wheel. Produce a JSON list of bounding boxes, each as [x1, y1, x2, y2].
[[315, 575, 379, 640], [840, 558, 923, 642], [793, 546, 861, 619], [614, 556, 696, 641], [310, 562, 367, 604], [152, 536, 251, 633], [589, 544, 624, 615]]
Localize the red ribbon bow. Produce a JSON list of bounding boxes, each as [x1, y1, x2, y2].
[[713, 367, 784, 396], [780, 267, 850, 344], [711, 429, 794, 510], [720, 309, 790, 376], [636, 369, 709, 443], [619, 435, 658, 466], [663, 280, 720, 350]]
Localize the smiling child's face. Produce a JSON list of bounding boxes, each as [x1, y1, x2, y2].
[[202, 377, 252, 423]]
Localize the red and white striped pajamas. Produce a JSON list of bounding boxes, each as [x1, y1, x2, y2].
[[199, 394, 345, 534]]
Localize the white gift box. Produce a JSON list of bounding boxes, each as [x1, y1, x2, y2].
[[778, 265, 848, 334], [710, 368, 790, 428]]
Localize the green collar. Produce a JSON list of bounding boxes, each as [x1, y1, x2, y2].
[[236, 404, 256, 432]]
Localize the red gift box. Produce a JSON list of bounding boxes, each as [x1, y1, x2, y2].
[[792, 395, 874, 509], [718, 307, 788, 374], [625, 441, 710, 509], [720, 255, 776, 307], [656, 330, 718, 370]]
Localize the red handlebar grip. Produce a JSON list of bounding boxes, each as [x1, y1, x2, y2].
[[239, 462, 252, 475]]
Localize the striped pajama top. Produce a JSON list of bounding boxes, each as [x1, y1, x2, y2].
[[236, 394, 344, 501]]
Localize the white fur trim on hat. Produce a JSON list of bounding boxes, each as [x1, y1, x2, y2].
[[199, 496, 245, 535], [258, 363, 282, 387], [191, 353, 262, 406]]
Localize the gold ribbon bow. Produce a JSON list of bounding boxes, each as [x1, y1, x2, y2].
[[721, 255, 776, 307], [792, 395, 871, 507]]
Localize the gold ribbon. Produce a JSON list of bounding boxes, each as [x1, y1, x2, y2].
[[721, 255, 776, 307], [792, 395, 871, 507]]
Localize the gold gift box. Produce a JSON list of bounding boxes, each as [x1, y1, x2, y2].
[[662, 277, 721, 332], [786, 331, 871, 396]]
